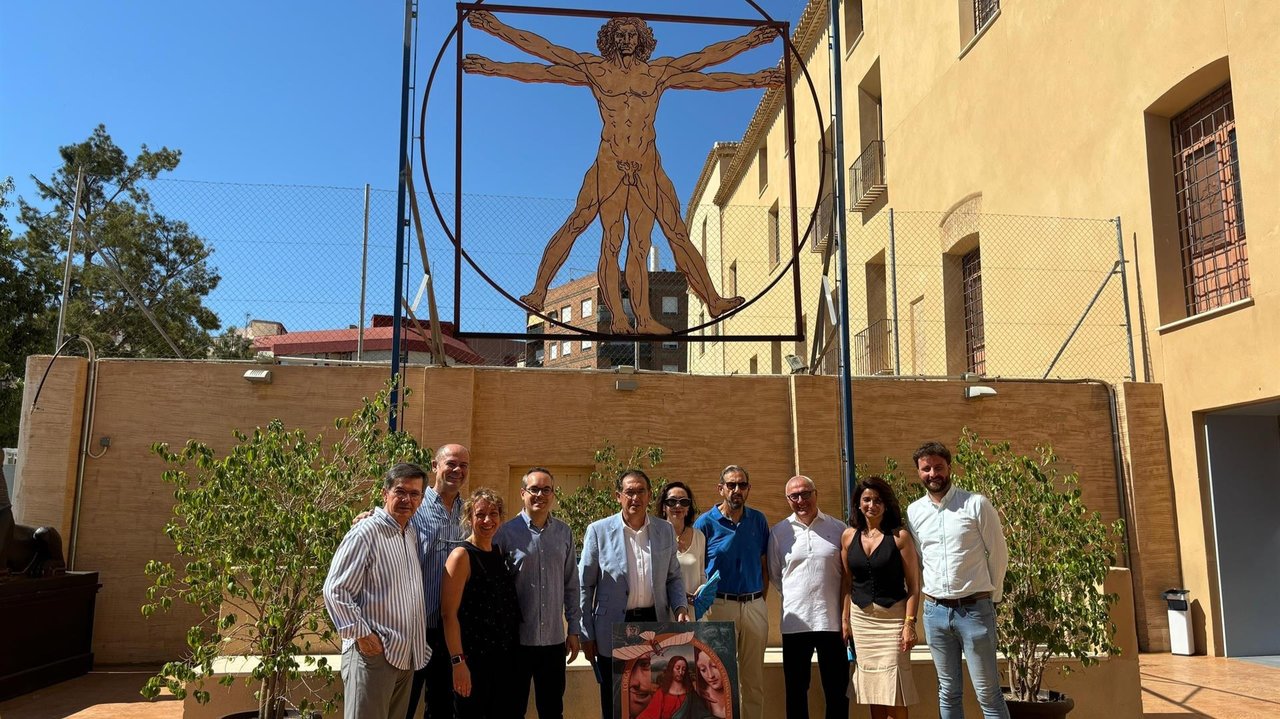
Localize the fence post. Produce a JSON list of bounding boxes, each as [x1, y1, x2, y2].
[[55, 166, 85, 351], [1114, 216, 1137, 382], [889, 208, 901, 375], [359, 183, 371, 361]]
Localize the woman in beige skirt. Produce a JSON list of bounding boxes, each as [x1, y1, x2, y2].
[[841, 476, 922, 718]]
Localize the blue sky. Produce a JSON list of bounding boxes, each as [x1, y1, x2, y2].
[[2, 1, 810, 334]]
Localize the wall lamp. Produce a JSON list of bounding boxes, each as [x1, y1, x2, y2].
[[963, 385, 997, 400], [243, 369, 273, 384], [784, 354, 808, 375]]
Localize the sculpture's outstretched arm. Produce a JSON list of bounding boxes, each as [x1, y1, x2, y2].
[[661, 25, 777, 73], [467, 10, 589, 67], [666, 67, 784, 92], [462, 55, 588, 86]]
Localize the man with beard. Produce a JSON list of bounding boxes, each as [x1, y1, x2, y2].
[[494, 467, 581, 719], [694, 466, 769, 719], [463, 11, 781, 333], [906, 441, 1010, 719]]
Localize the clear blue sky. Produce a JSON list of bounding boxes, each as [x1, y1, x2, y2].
[[2, 1, 810, 334]]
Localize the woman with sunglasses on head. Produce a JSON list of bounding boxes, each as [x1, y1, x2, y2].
[[659, 482, 706, 610]]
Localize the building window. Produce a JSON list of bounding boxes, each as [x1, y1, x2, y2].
[[758, 142, 768, 193], [1171, 82, 1249, 316], [663, 364, 679, 373], [973, 0, 999, 34], [549, 343, 558, 360], [962, 248, 985, 375], [547, 309, 558, 321], [662, 341, 679, 350], [729, 261, 738, 297], [844, 1, 864, 51], [562, 340, 572, 356], [561, 305, 572, 322], [749, 355, 758, 374], [581, 298, 593, 317], [582, 339, 593, 350], [662, 296, 679, 315], [768, 202, 781, 268], [701, 217, 708, 260]]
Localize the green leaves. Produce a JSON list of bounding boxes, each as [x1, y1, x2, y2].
[[955, 430, 1124, 702], [557, 441, 666, 547], [139, 382, 431, 717]]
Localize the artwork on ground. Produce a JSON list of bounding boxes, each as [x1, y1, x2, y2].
[[611, 621, 740, 719], [463, 9, 782, 336]]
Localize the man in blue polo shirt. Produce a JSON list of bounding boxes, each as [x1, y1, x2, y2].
[[694, 464, 770, 719]]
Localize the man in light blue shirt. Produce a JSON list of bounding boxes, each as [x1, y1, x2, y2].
[[324, 463, 429, 719], [494, 467, 581, 719]]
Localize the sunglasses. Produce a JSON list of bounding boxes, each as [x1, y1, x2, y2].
[[786, 490, 815, 503], [722, 481, 750, 491], [663, 497, 692, 508]]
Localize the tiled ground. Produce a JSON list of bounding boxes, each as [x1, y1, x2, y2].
[[3, 654, 1279, 718]]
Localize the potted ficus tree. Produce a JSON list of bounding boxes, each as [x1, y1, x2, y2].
[[955, 430, 1125, 718], [140, 386, 431, 719]]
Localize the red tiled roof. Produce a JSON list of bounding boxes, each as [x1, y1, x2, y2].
[[254, 326, 485, 365]]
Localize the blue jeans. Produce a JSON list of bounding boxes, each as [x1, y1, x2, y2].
[[923, 598, 1010, 719]]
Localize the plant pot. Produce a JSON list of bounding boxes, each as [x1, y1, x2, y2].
[[1003, 689, 1075, 718]]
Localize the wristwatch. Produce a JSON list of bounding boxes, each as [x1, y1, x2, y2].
[[450, 653, 466, 666]]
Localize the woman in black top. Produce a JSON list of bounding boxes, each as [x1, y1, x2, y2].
[[442, 487, 521, 718], [840, 476, 922, 718]]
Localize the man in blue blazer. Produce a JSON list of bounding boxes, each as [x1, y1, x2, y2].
[[580, 468, 689, 719]]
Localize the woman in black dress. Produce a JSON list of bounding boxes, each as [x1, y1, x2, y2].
[[441, 487, 520, 718]]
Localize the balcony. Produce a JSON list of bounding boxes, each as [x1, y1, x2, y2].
[[849, 140, 886, 211], [853, 318, 894, 375], [812, 193, 833, 255]]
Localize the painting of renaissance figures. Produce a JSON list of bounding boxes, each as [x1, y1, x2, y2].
[[611, 621, 740, 719]]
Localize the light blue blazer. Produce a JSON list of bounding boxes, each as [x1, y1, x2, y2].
[[579, 513, 687, 657]]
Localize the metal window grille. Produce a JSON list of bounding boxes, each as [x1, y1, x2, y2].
[[962, 248, 986, 374], [1171, 82, 1249, 316], [974, 0, 1000, 34], [768, 206, 780, 267]]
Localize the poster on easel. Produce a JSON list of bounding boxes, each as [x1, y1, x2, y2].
[[610, 621, 739, 719]]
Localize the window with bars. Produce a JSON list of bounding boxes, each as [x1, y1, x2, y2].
[[973, 0, 999, 34], [768, 203, 781, 268], [962, 248, 985, 375], [1171, 82, 1249, 316]]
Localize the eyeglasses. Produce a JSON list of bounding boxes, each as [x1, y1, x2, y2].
[[522, 485, 554, 496], [786, 490, 815, 503], [620, 489, 649, 498], [388, 488, 423, 500], [722, 481, 749, 491], [663, 497, 692, 508]]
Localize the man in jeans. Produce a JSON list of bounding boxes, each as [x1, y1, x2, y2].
[[906, 441, 1010, 719]]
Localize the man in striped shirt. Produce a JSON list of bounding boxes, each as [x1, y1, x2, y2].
[[324, 463, 430, 719]]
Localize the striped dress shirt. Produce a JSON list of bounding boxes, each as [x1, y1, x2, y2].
[[495, 511, 581, 646], [409, 486, 466, 628], [323, 507, 429, 671]]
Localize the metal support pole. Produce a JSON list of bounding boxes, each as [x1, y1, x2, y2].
[[889, 208, 901, 375], [55, 167, 85, 351], [358, 184, 371, 361], [827, 0, 857, 519], [389, 0, 414, 430], [1114, 216, 1137, 382]]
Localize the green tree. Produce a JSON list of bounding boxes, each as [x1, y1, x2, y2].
[[18, 124, 221, 359], [209, 326, 256, 360], [0, 177, 56, 447]]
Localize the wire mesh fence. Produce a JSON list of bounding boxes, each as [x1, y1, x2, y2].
[[48, 178, 1132, 383]]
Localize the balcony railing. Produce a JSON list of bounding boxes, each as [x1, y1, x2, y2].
[[853, 318, 894, 375], [812, 193, 833, 255], [849, 140, 887, 211]]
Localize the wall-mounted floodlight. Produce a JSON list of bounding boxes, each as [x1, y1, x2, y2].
[[243, 369, 273, 384], [963, 385, 996, 400], [784, 354, 808, 375]]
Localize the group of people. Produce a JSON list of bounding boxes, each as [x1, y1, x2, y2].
[[323, 440, 1011, 719]]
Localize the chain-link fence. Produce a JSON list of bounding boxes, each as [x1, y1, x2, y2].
[[52, 179, 1131, 382]]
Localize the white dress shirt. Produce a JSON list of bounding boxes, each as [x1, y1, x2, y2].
[[623, 517, 654, 609], [907, 484, 1008, 602], [767, 511, 848, 633]]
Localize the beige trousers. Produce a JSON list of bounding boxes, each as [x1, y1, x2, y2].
[[704, 596, 768, 719]]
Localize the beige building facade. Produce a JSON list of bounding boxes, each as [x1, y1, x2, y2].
[[688, 1, 1279, 656]]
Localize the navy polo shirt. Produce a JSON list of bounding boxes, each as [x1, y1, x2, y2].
[[695, 504, 770, 595]]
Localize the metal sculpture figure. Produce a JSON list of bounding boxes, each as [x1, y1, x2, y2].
[[463, 11, 781, 333]]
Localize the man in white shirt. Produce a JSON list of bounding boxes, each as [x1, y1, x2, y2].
[[906, 442, 1010, 719], [767, 475, 849, 719]]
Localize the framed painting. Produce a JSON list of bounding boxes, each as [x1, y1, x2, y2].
[[610, 621, 739, 719]]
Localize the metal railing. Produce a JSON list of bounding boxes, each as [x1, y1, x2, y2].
[[849, 140, 887, 211], [853, 318, 894, 375]]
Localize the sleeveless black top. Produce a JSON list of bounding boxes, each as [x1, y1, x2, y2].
[[457, 543, 520, 660], [847, 529, 908, 609]]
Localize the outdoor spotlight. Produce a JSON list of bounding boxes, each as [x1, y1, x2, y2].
[[243, 369, 273, 384], [784, 354, 808, 374], [962, 385, 997, 400]]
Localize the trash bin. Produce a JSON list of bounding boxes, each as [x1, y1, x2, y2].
[[1162, 589, 1194, 655]]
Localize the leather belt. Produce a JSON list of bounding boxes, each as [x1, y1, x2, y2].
[[716, 591, 764, 602], [926, 592, 992, 608], [624, 606, 657, 621]]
